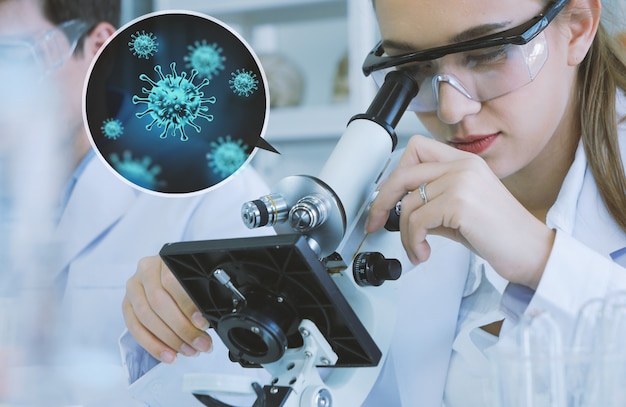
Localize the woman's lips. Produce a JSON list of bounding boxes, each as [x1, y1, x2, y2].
[[449, 133, 499, 154]]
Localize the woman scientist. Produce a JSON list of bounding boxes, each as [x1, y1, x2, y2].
[[121, 0, 626, 405]]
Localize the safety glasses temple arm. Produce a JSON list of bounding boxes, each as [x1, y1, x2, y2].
[[362, 0, 570, 76]]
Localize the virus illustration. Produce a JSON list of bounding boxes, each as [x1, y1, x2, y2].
[[184, 40, 225, 80], [100, 118, 124, 139], [206, 135, 249, 178], [128, 30, 159, 59], [110, 151, 164, 190], [132, 62, 216, 142], [229, 69, 259, 97]]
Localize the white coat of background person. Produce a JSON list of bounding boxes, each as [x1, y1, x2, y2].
[[0, 0, 271, 406], [54, 159, 270, 406], [120, 0, 626, 405]]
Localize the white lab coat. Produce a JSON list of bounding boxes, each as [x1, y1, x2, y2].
[[364, 92, 626, 406], [26, 154, 271, 407], [381, 153, 626, 407], [123, 94, 626, 407]]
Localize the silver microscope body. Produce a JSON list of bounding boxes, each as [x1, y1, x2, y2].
[[162, 70, 419, 407], [242, 70, 417, 268]]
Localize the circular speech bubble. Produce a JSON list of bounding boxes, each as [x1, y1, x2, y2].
[[84, 10, 273, 195]]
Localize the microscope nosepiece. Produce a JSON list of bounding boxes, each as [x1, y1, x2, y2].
[[288, 194, 329, 233], [241, 194, 288, 228]]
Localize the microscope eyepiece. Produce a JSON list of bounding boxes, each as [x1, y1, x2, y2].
[[350, 70, 419, 150]]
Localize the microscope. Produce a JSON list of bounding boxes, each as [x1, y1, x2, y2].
[[160, 70, 419, 407]]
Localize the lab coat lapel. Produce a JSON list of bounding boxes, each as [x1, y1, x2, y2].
[[391, 236, 470, 406], [55, 158, 137, 274]]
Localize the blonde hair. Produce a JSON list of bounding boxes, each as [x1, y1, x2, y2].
[[577, 14, 626, 233]]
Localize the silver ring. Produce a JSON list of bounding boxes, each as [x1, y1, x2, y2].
[[418, 183, 428, 204]]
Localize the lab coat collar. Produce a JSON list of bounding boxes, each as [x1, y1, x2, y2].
[[545, 139, 586, 234], [547, 90, 626, 258]]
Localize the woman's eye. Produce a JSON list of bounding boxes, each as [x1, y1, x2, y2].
[[399, 61, 435, 79], [465, 45, 510, 67]]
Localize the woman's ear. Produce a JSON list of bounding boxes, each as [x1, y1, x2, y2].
[[565, 0, 601, 65], [82, 22, 116, 59]]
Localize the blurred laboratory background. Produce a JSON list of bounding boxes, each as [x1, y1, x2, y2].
[[0, 2, 427, 404], [121, 0, 428, 186]]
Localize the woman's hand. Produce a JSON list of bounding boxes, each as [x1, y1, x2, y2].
[[366, 135, 555, 289], [122, 255, 213, 363]]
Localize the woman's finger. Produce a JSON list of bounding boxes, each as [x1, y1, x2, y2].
[[137, 258, 212, 353], [122, 295, 178, 363]]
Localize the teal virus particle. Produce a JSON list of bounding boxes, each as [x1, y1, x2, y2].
[[133, 62, 216, 142], [110, 151, 164, 190], [184, 40, 225, 80], [206, 135, 249, 178], [128, 30, 159, 59], [229, 69, 259, 97], [101, 118, 124, 139]]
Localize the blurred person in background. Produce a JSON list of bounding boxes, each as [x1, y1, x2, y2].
[[0, 0, 270, 405]]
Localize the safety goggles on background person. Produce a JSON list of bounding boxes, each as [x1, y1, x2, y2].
[[362, 0, 570, 112], [0, 19, 91, 78]]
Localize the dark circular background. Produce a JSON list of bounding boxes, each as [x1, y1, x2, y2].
[[84, 11, 269, 195]]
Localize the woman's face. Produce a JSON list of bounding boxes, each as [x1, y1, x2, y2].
[[375, 0, 579, 180]]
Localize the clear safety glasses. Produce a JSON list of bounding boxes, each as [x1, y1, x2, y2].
[[362, 0, 570, 112], [0, 19, 91, 77]]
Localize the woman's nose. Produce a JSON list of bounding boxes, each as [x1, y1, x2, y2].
[[436, 80, 482, 124]]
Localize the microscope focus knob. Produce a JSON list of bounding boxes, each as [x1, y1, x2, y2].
[[353, 252, 402, 287]]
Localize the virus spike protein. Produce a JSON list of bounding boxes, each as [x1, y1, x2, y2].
[[101, 118, 124, 139], [128, 30, 159, 59], [184, 40, 225, 80], [229, 69, 259, 97], [110, 151, 164, 190], [133, 62, 216, 141], [206, 135, 249, 178]]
